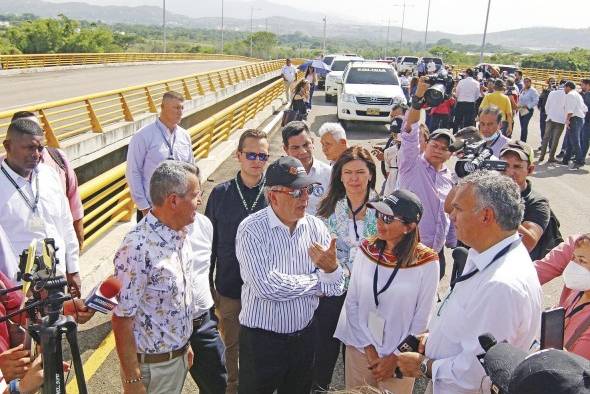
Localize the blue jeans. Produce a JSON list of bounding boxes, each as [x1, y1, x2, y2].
[[306, 84, 316, 109], [519, 108, 534, 142], [564, 116, 585, 165], [189, 310, 228, 394], [581, 117, 590, 162]]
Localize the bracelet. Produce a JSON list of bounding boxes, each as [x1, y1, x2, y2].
[[123, 375, 144, 384]]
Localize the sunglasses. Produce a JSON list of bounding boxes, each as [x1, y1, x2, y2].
[[241, 151, 269, 161], [272, 184, 316, 198], [376, 211, 406, 224]]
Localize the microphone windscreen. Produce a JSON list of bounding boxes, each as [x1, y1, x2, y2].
[[478, 333, 497, 352], [448, 139, 466, 153], [452, 247, 469, 264], [99, 277, 122, 299]]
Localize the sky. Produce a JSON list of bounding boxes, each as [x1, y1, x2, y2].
[[45, 0, 590, 35]]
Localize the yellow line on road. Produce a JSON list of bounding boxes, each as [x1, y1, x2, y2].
[[66, 330, 116, 394]]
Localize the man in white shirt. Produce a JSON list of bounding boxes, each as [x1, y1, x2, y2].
[[453, 69, 481, 132], [539, 80, 567, 163], [282, 121, 331, 215], [280, 58, 297, 104], [427, 60, 436, 74], [0, 118, 80, 292], [397, 170, 542, 394], [562, 81, 589, 170]]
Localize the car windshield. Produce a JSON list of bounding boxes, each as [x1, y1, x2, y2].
[[331, 60, 354, 71], [345, 67, 399, 85], [403, 57, 418, 63], [423, 58, 443, 64], [323, 56, 335, 66]]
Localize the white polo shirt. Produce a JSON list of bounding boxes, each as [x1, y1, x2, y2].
[[565, 89, 588, 119], [545, 88, 567, 124], [187, 213, 215, 318], [281, 65, 297, 83]]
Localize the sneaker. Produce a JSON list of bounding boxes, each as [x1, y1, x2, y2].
[[556, 152, 564, 159], [547, 158, 558, 164], [569, 162, 583, 171]]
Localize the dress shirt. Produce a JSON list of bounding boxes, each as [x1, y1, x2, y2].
[[205, 173, 267, 300], [126, 119, 195, 210], [281, 65, 297, 82], [398, 123, 455, 252], [545, 88, 567, 124], [113, 213, 193, 354], [455, 77, 480, 103], [565, 90, 588, 119], [519, 87, 540, 110], [480, 92, 513, 122], [306, 159, 332, 216], [426, 233, 542, 394], [236, 206, 346, 334], [187, 213, 215, 318], [0, 224, 18, 280], [41, 148, 84, 221], [0, 161, 79, 280], [334, 242, 439, 357], [486, 132, 510, 158]]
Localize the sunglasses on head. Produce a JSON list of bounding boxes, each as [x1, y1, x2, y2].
[[376, 211, 406, 224], [272, 184, 316, 198], [241, 151, 269, 162]]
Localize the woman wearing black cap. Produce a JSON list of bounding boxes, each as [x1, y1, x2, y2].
[[334, 189, 440, 393]]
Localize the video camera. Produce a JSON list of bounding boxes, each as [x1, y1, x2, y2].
[[454, 140, 508, 178], [424, 73, 454, 107]]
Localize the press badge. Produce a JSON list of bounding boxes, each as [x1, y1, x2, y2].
[[368, 311, 385, 347], [28, 213, 45, 232]]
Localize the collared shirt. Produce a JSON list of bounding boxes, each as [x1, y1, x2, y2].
[[236, 206, 346, 334], [281, 65, 297, 82], [545, 88, 567, 124], [455, 77, 480, 103], [0, 161, 79, 279], [40, 148, 84, 221], [565, 89, 588, 119], [398, 123, 455, 252], [187, 213, 215, 318], [204, 173, 267, 299], [126, 119, 195, 210], [0, 224, 18, 281], [113, 213, 193, 354], [480, 92, 513, 121], [519, 87, 540, 110], [486, 132, 510, 158], [426, 233, 542, 394], [306, 159, 332, 216]]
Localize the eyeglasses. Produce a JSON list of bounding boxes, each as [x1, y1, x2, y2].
[[241, 151, 269, 162], [376, 211, 406, 224], [272, 184, 315, 198]]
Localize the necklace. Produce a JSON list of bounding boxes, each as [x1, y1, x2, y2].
[[234, 174, 265, 214]]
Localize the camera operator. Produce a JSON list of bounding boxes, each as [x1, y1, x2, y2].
[[396, 171, 542, 394], [0, 119, 81, 295], [400, 77, 456, 278], [480, 79, 514, 136]]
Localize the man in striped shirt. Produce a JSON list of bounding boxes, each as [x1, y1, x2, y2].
[[235, 156, 346, 394]]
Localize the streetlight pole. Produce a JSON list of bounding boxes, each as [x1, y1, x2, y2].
[[385, 18, 390, 58], [221, 0, 224, 54], [162, 0, 167, 53], [250, 6, 254, 57], [393, 1, 413, 52], [322, 17, 327, 55], [480, 0, 492, 63], [424, 0, 431, 51]]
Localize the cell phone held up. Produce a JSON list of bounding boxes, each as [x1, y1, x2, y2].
[[395, 334, 420, 378]]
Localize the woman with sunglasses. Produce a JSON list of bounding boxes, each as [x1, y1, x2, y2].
[[334, 189, 439, 393], [312, 146, 379, 392]]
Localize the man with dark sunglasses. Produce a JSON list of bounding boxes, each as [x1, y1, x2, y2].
[[236, 156, 345, 394], [204, 129, 269, 394]]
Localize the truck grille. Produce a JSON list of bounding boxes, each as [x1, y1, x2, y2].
[[356, 97, 393, 106]]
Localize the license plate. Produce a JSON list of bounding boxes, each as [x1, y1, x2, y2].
[[367, 108, 380, 116]]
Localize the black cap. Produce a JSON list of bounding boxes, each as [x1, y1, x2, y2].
[[367, 189, 423, 223], [265, 156, 319, 188], [485, 344, 590, 394], [429, 128, 456, 145]]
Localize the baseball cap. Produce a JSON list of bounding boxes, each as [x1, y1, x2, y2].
[[484, 345, 590, 394], [429, 128, 456, 145], [494, 79, 505, 89], [367, 189, 423, 224], [265, 156, 319, 188], [500, 140, 534, 164]]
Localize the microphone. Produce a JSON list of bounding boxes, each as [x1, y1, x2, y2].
[[451, 247, 469, 286], [84, 277, 122, 314], [394, 334, 419, 378]]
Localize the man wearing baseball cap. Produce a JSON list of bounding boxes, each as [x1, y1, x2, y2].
[[235, 156, 346, 394], [499, 140, 562, 261]]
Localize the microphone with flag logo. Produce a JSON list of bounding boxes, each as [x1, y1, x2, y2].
[[84, 276, 122, 314]]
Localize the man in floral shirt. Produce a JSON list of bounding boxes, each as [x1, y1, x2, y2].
[[112, 161, 202, 394]]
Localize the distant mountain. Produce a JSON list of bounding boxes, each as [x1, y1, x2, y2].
[[1, 0, 589, 52]]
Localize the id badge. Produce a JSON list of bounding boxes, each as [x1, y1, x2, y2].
[[368, 310, 385, 347], [28, 213, 45, 232]]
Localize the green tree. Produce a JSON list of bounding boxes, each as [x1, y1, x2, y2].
[[429, 45, 453, 59], [247, 31, 278, 59]]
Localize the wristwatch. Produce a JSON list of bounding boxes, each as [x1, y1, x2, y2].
[[411, 95, 425, 110], [9, 379, 21, 394], [419, 357, 431, 378]]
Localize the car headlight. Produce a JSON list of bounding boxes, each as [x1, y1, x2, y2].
[[341, 93, 356, 103]]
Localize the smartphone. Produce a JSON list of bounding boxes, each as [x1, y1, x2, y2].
[[540, 307, 565, 350]]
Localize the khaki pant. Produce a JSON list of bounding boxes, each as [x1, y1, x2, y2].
[[138, 352, 189, 394], [345, 345, 415, 394], [217, 294, 242, 394], [540, 120, 565, 160], [284, 79, 293, 103]]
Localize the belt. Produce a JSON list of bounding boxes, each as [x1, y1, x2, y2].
[[137, 342, 188, 364], [193, 311, 209, 329]]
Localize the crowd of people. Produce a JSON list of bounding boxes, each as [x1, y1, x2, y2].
[[0, 62, 589, 394]]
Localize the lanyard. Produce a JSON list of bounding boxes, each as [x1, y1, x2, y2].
[[566, 292, 590, 320], [1, 165, 40, 213], [373, 243, 401, 307], [234, 175, 265, 214], [156, 121, 176, 160], [347, 195, 368, 241]]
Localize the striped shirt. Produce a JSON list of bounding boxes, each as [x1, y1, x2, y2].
[[236, 206, 346, 334]]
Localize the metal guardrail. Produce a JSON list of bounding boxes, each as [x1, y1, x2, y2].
[[0, 52, 258, 70], [0, 59, 285, 147], [78, 76, 287, 248]]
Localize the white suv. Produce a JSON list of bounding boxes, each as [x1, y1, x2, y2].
[[325, 55, 364, 102], [337, 61, 406, 124], [396, 56, 419, 74]]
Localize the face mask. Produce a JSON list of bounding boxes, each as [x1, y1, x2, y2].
[[484, 131, 500, 142], [563, 261, 590, 291]]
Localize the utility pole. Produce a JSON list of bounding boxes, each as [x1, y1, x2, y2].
[[162, 0, 167, 53], [480, 0, 492, 63], [250, 6, 254, 57], [322, 17, 327, 55], [385, 18, 390, 58], [393, 1, 413, 53], [424, 0, 431, 51], [221, 0, 224, 54]]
